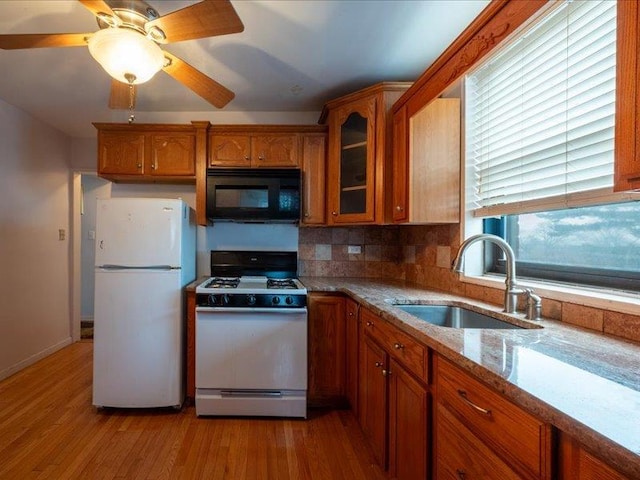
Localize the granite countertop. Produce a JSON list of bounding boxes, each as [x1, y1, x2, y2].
[[301, 276, 640, 478]]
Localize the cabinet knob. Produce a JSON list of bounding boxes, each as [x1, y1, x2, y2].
[[382, 369, 391, 377], [375, 362, 383, 368], [258, 155, 265, 161], [366, 321, 373, 327], [394, 342, 405, 350], [331, 211, 338, 216], [137, 163, 142, 169], [348, 312, 354, 317], [396, 205, 404, 211], [244, 156, 250, 161], [304, 213, 310, 218], [456, 470, 466, 480], [151, 163, 156, 170]]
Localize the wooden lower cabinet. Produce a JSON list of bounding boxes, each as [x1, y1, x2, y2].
[[186, 288, 196, 400], [345, 297, 360, 413], [388, 358, 428, 480], [358, 307, 429, 478], [559, 433, 629, 480], [435, 401, 521, 479], [307, 293, 346, 407], [435, 355, 552, 479], [359, 334, 389, 466]]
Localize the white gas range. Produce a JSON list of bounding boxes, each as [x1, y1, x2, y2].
[[195, 251, 308, 418]]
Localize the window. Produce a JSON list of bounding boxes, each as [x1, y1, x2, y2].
[[464, 0, 640, 292]]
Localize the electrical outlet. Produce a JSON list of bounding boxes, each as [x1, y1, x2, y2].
[[58, 229, 66, 241], [347, 245, 362, 254], [88, 230, 96, 240]]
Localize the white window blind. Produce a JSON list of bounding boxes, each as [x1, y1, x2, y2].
[[466, 0, 617, 217]]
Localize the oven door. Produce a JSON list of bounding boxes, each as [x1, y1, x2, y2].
[[195, 306, 307, 417]]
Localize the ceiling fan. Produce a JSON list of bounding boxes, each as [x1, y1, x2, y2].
[[0, 0, 244, 111]]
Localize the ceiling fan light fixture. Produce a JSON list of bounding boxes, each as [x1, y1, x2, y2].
[[88, 28, 164, 85]]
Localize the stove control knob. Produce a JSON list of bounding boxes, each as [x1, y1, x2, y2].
[[272, 296, 281, 305], [221, 294, 230, 306], [285, 296, 294, 305], [208, 294, 217, 306], [247, 294, 257, 305]]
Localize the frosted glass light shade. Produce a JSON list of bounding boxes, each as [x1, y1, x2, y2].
[[88, 28, 164, 84]]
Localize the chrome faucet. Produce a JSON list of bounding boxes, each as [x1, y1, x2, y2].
[[451, 233, 523, 314]]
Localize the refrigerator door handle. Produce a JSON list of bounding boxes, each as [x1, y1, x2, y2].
[[98, 265, 178, 271]]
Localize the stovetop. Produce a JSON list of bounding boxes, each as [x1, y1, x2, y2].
[[197, 275, 306, 295]]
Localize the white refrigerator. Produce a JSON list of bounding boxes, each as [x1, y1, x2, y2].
[[92, 198, 196, 408]]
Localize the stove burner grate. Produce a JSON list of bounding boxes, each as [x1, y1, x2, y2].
[[267, 278, 297, 289], [205, 277, 240, 289]]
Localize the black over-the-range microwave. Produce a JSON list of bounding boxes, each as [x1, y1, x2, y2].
[[206, 168, 301, 222]]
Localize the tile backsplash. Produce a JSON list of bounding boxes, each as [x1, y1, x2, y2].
[[298, 226, 404, 278], [299, 223, 640, 344]]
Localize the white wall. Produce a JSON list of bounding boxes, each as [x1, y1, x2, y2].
[[0, 99, 73, 380], [80, 175, 111, 320]]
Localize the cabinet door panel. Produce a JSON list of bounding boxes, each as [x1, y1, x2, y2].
[[328, 97, 377, 224], [301, 134, 326, 224], [345, 298, 359, 412], [392, 107, 408, 222], [388, 359, 428, 480], [359, 334, 387, 467], [99, 132, 145, 175], [307, 294, 346, 406], [559, 433, 628, 480], [209, 134, 251, 167], [252, 134, 299, 167], [151, 134, 195, 176]]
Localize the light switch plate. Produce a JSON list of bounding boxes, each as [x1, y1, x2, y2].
[[347, 245, 362, 254]]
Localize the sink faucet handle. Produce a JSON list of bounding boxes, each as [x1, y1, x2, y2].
[[522, 288, 542, 321]]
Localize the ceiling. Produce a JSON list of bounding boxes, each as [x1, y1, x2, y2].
[[0, 0, 489, 138]]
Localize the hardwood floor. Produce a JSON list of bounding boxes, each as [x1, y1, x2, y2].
[[0, 342, 386, 480]]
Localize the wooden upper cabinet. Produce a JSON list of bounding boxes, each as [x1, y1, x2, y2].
[[614, 0, 640, 191], [98, 131, 146, 176], [327, 96, 377, 224], [391, 107, 409, 222], [208, 128, 301, 168], [150, 134, 196, 177], [94, 123, 199, 184], [301, 133, 327, 225], [393, 97, 460, 224], [321, 82, 411, 225], [252, 134, 299, 167], [209, 134, 251, 167]]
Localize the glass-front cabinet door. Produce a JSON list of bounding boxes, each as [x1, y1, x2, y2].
[[327, 97, 377, 224]]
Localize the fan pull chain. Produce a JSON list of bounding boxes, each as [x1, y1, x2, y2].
[[125, 73, 136, 124]]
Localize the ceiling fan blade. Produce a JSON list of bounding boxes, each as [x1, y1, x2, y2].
[[162, 51, 234, 108], [78, 0, 116, 19], [109, 80, 136, 110], [146, 0, 244, 43], [0, 33, 91, 49]]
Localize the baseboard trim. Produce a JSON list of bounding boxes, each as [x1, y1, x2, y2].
[[0, 337, 73, 382]]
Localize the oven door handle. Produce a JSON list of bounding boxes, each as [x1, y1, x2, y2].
[[196, 307, 307, 314]]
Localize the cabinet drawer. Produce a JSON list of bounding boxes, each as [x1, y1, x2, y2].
[[437, 357, 551, 479], [435, 401, 521, 479], [361, 308, 427, 382]]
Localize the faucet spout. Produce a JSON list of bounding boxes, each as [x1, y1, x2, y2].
[[451, 234, 521, 313]]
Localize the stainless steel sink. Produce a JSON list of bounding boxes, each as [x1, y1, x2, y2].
[[393, 304, 524, 329]]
